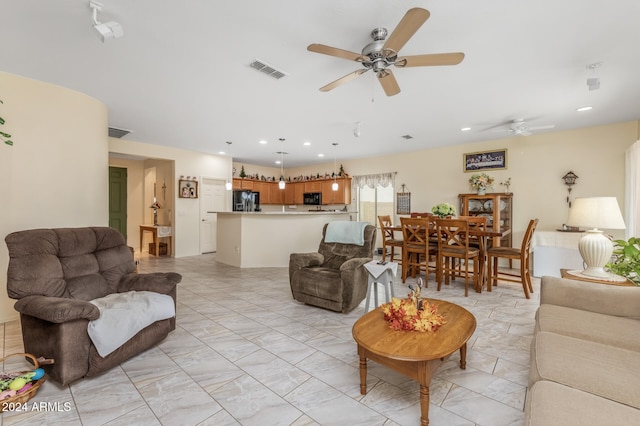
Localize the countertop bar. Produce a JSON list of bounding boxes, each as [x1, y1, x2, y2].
[[215, 211, 355, 268], [208, 210, 355, 215]]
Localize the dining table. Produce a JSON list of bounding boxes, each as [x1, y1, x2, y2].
[[390, 220, 510, 292]]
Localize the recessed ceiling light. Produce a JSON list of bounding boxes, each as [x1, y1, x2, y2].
[[577, 106, 593, 112], [304, 141, 311, 146], [275, 160, 281, 164], [318, 153, 325, 157], [461, 127, 471, 132], [259, 140, 267, 144], [218, 151, 226, 155]]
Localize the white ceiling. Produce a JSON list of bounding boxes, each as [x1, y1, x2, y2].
[[3, 0, 640, 167]]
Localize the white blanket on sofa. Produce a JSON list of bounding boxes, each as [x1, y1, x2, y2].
[[88, 291, 175, 357]]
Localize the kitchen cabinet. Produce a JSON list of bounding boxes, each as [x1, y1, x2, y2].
[[232, 178, 254, 190], [304, 181, 323, 193], [321, 178, 351, 205], [285, 182, 304, 205], [459, 192, 513, 247]]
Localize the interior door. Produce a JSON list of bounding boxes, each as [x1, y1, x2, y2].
[[200, 178, 226, 253], [109, 167, 127, 238]]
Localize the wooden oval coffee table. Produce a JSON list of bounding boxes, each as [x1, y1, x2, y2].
[[352, 299, 476, 426]]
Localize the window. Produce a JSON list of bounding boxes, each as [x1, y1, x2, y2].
[[358, 184, 395, 225], [353, 172, 396, 225]]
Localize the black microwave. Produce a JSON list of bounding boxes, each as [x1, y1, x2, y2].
[[303, 192, 322, 205]]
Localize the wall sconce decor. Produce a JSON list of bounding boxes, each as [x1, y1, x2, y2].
[[179, 179, 198, 198], [562, 171, 578, 207]]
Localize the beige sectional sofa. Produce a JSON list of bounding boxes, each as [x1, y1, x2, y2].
[[526, 276, 640, 425]]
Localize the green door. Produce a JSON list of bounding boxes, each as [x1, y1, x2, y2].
[[109, 167, 127, 238]]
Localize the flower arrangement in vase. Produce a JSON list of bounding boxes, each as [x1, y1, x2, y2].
[[381, 279, 446, 332], [469, 173, 494, 195], [431, 202, 456, 218]]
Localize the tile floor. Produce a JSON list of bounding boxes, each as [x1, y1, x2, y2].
[[1, 254, 540, 426]]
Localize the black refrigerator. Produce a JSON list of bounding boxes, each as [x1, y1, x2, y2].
[[232, 190, 260, 211]]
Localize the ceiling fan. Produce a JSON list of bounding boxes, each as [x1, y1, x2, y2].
[[307, 8, 464, 96], [491, 119, 556, 137]]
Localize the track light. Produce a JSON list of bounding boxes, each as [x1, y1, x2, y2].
[[586, 62, 601, 91], [90, 1, 123, 42], [353, 122, 361, 137]]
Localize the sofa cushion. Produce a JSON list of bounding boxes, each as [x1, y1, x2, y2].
[[66, 274, 112, 301], [536, 304, 640, 351], [525, 380, 640, 426], [530, 331, 640, 409], [296, 267, 343, 302]]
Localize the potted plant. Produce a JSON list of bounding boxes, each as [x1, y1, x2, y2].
[[606, 237, 640, 286], [431, 202, 456, 218], [469, 173, 494, 195], [1, 99, 13, 146]]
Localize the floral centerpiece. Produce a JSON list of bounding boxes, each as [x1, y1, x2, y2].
[[431, 202, 456, 218], [469, 173, 494, 195], [381, 280, 446, 332]]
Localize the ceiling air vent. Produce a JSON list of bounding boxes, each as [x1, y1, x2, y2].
[[401, 134, 414, 140], [108, 127, 131, 138], [250, 59, 287, 79]]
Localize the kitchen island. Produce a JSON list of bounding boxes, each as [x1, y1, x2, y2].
[[215, 211, 355, 268]]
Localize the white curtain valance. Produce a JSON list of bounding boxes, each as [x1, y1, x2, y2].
[[352, 172, 396, 189]]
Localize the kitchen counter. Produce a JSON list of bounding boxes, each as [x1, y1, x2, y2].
[[214, 211, 356, 267]]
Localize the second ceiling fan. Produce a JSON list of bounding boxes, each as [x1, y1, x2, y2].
[[307, 7, 465, 96]]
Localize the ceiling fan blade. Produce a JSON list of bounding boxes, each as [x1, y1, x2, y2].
[[319, 69, 368, 92], [378, 70, 401, 96], [527, 124, 556, 131], [307, 44, 364, 62], [383, 8, 430, 54], [396, 52, 465, 68]]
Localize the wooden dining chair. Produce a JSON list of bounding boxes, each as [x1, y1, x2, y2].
[[456, 216, 488, 286], [378, 215, 402, 263], [435, 218, 481, 297], [487, 218, 539, 299], [400, 217, 437, 284]]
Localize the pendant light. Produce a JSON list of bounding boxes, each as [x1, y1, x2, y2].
[[225, 141, 233, 190], [278, 138, 286, 189], [332, 142, 339, 191]]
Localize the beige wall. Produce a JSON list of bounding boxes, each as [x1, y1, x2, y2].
[[0, 72, 108, 323], [287, 121, 639, 246], [108, 138, 232, 257]]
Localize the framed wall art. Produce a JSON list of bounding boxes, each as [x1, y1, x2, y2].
[[463, 149, 508, 172], [397, 192, 411, 215], [179, 179, 198, 198]]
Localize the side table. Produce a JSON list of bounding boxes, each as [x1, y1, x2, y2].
[[560, 269, 635, 287], [363, 260, 398, 312]]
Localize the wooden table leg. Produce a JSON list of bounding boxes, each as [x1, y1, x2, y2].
[[419, 384, 430, 426], [459, 342, 467, 370], [358, 347, 367, 395]]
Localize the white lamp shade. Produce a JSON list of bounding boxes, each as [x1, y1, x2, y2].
[[566, 197, 625, 230], [225, 181, 232, 191], [278, 179, 285, 189], [332, 181, 339, 191]]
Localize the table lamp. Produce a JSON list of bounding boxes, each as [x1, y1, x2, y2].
[[566, 197, 626, 279]]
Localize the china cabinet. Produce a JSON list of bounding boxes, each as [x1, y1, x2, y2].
[[459, 193, 513, 247]]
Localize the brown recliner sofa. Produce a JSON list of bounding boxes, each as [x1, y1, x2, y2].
[[5, 227, 182, 386], [289, 222, 376, 313]]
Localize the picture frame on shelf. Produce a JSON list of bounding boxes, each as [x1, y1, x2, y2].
[[463, 149, 508, 172], [179, 179, 198, 198]]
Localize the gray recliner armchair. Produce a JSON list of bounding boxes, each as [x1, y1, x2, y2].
[[289, 223, 376, 313], [5, 227, 182, 386]]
